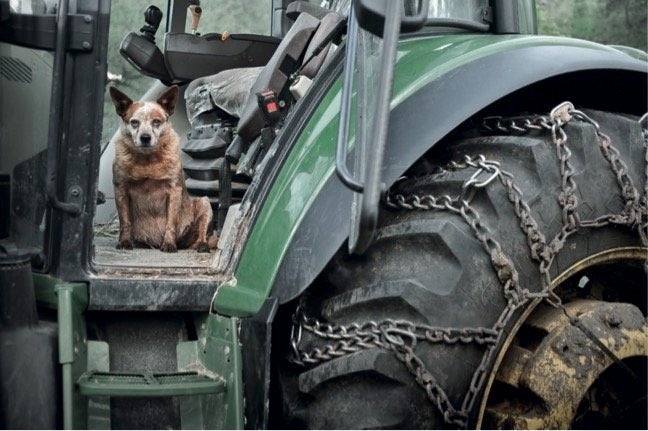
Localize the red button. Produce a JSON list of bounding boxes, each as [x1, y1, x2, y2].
[[266, 101, 278, 113]]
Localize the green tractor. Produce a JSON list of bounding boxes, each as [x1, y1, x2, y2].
[[1, 0, 646, 428]]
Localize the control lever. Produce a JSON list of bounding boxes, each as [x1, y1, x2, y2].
[[140, 5, 163, 43], [189, 4, 203, 35]]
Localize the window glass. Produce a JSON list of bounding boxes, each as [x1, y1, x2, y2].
[[101, 0, 167, 151], [0, 17, 54, 255], [187, 0, 271, 36], [537, 0, 647, 51], [427, 0, 489, 22], [321, 0, 351, 14], [9, 0, 57, 14]]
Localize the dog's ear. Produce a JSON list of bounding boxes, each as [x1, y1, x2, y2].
[[109, 87, 133, 119], [156, 85, 179, 117]]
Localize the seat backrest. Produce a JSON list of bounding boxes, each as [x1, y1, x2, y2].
[[300, 12, 344, 79], [236, 12, 320, 142]]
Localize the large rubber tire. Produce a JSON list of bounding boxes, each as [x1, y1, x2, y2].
[[275, 110, 647, 429]]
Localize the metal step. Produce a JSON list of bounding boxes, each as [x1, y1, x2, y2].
[[182, 154, 228, 181], [185, 178, 247, 198], [182, 126, 232, 159], [78, 370, 226, 397], [182, 153, 251, 183]]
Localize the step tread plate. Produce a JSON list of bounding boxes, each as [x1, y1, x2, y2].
[[182, 134, 229, 159], [78, 370, 226, 397], [185, 178, 248, 197]]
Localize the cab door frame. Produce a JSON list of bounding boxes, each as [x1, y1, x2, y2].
[[0, 0, 111, 279]]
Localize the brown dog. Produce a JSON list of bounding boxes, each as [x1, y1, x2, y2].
[[109, 85, 216, 253]]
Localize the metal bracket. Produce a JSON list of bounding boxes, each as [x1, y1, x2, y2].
[[69, 14, 95, 52], [0, 12, 95, 52]]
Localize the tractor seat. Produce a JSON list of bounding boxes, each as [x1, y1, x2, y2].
[[185, 11, 343, 130], [182, 9, 344, 229]]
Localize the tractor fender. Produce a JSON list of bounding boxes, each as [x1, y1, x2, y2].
[[213, 37, 647, 316], [271, 42, 646, 303]]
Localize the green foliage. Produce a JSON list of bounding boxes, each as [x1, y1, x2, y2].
[[537, 0, 647, 51], [192, 0, 270, 35]]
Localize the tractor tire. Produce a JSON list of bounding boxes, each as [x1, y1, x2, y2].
[[276, 109, 647, 429]]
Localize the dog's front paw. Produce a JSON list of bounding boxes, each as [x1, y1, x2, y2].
[[160, 241, 178, 253], [195, 241, 210, 253], [116, 239, 133, 250]]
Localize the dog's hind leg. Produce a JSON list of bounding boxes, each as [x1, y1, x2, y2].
[[192, 197, 215, 253]]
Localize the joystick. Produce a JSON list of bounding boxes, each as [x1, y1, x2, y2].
[[140, 5, 163, 43]]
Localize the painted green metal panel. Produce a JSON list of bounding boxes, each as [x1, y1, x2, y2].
[[33, 273, 64, 309], [86, 341, 111, 430], [177, 314, 244, 429], [31, 274, 89, 429], [205, 314, 244, 430], [56, 282, 88, 430], [177, 341, 214, 430], [214, 34, 631, 317]]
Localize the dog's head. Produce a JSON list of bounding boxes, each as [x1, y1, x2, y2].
[[109, 86, 178, 151]]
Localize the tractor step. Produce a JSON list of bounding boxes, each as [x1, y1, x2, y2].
[[78, 370, 226, 397]]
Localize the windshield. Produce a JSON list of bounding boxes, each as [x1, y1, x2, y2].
[[427, 0, 489, 22], [0, 9, 54, 261], [320, 0, 489, 21]]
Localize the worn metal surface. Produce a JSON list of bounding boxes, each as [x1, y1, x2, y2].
[[486, 300, 648, 429], [176, 314, 244, 429], [476, 246, 648, 428], [93, 237, 217, 268]]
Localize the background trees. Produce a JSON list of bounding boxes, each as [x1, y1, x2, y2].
[[537, 0, 647, 51]]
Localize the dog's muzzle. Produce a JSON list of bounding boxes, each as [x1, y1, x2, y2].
[[139, 134, 152, 147]]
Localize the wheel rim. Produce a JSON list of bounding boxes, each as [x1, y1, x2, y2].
[[479, 247, 648, 429]]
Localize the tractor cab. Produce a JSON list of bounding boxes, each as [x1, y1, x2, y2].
[[92, 1, 350, 278]]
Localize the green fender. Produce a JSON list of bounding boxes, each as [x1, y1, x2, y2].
[[214, 34, 647, 317]]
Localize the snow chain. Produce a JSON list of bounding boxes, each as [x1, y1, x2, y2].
[[289, 102, 648, 428]]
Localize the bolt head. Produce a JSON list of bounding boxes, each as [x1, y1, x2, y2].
[[605, 313, 622, 328]]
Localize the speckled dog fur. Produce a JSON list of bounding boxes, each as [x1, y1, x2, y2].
[[109, 85, 216, 253]]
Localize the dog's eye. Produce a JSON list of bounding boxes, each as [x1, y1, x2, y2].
[[129, 119, 140, 128], [152, 119, 162, 128]]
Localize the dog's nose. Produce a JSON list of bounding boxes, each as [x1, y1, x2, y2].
[[140, 134, 152, 146]]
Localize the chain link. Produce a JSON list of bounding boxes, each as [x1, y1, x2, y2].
[[291, 307, 499, 367], [289, 103, 648, 427]]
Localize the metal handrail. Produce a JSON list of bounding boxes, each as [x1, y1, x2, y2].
[[46, 0, 81, 216]]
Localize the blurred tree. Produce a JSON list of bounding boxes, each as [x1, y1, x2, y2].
[[537, 0, 647, 51]]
